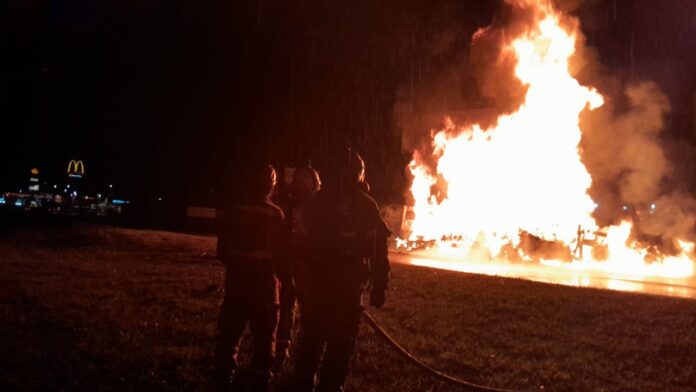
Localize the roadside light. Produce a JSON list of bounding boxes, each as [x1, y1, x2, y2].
[[157, 197, 163, 201], [109, 184, 113, 189], [53, 185, 58, 189], [67, 184, 71, 189]]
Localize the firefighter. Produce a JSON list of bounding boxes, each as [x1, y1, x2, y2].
[[214, 163, 292, 392], [275, 165, 322, 369], [291, 150, 391, 392]]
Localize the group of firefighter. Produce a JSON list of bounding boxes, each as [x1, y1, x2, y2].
[[214, 150, 391, 392]]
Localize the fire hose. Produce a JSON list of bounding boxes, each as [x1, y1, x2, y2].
[[362, 311, 515, 392]]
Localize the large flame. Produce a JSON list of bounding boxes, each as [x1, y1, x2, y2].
[[403, 0, 694, 279]]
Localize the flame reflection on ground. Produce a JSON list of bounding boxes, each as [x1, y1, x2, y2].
[[390, 252, 696, 299]]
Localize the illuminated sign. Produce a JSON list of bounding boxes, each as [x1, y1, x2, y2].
[[31, 168, 39, 175], [67, 160, 85, 178], [15, 200, 23, 207], [111, 199, 130, 205], [29, 185, 39, 192], [0, 197, 5, 205]]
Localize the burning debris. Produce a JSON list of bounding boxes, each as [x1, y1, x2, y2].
[[398, 0, 695, 279]]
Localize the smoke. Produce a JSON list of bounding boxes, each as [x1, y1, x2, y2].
[[540, 0, 696, 251], [570, 3, 696, 250], [580, 81, 696, 249], [580, 83, 669, 210]]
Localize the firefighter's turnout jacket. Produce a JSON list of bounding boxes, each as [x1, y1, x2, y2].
[[293, 183, 390, 391], [214, 196, 292, 380]]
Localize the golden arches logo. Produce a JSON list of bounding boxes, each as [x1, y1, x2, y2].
[[67, 160, 85, 175]]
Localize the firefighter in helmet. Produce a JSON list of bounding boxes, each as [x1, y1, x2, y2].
[[214, 163, 293, 391], [275, 165, 322, 369], [291, 150, 391, 392]]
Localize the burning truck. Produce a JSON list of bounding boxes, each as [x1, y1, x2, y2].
[[391, 0, 695, 281]]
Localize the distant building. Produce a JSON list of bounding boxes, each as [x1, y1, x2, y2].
[[1, 160, 129, 217], [28, 167, 40, 193]]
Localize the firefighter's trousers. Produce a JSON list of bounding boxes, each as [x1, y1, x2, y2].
[[214, 266, 280, 382]]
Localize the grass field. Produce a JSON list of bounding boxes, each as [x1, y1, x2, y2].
[[1, 218, 695, 391]]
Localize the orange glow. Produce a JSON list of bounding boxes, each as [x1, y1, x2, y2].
[[402, 0, 694, 279]]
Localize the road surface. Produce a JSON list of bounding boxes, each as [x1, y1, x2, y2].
[[390, 251, 696, 299]]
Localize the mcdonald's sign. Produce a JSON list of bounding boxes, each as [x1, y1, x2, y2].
[[67, 160, 85, 178]]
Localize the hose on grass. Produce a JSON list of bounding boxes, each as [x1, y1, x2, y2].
[[362, 311, 515, 392]]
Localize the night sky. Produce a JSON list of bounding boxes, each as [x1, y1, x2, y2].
[[2, 0, 695, 209]]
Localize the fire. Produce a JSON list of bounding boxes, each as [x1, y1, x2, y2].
[[403, 0, 694, 279]]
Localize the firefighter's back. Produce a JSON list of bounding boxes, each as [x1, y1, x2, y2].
[[218, 198, 285, 301]]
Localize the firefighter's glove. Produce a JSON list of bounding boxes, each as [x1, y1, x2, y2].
[[275, 340, 291, 370], [369, 285, 386, 309]]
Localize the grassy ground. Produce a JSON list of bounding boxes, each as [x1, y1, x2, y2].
[[1, 218, 695, 391]]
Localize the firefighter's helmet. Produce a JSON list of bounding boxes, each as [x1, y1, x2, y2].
[[338, 149, 365, 184], [247, 163, 277, 198], [292, 165, 321, 195]]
